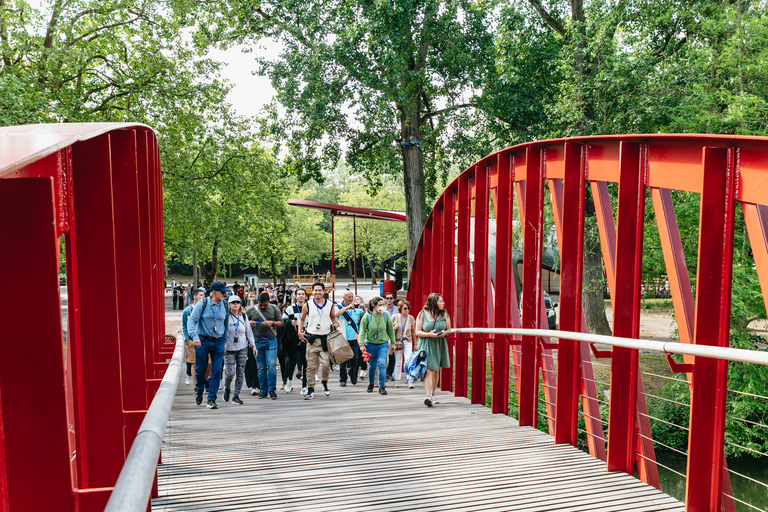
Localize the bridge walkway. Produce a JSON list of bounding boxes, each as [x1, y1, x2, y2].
[[152, 374, 684, 512]]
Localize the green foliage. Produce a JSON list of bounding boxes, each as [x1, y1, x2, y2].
[[726, 330, 768, 458], [648, 375, 691, 453]]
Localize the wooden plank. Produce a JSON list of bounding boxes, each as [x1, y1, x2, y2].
[[153, 372, 684, 512]]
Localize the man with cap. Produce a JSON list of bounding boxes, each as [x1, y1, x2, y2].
[[246, 292, 283, 399], [187, 281, 230, 409], [182, 287, 206, 385]]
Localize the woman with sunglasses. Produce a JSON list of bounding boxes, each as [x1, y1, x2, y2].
[[392, 299, 415, 388]]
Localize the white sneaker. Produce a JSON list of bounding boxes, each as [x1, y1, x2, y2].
[[185, 375, 192, 385], [395, 380, 400, 388], [323, 388, 331, 397], [250, 388, 258, 396], [300, 387, 308, 395], [284, 382, 293, 392], [333, 365, 340, 371], [408, 382, 415, 389], [360, 370, 367, 378], [431, 394, 439, 403]]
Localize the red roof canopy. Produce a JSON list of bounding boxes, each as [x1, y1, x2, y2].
[[287, 199, 406, 222]]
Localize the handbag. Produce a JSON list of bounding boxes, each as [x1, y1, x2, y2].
[[327, 326, 354, 365], [395, 337, 405, 350]]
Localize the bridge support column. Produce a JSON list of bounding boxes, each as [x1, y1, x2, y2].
[[555, 142, 585, 445], [454, 176, 471, 398], [471, 165, 490, 405], [685, 147, 736, 512], [606, 141, 645, 474], [440, 196, 456, 392], [0, 178, 74, 510], [492, 153, 513, 415], [520, 147, 544, 427], [66, 135, 127, 500]]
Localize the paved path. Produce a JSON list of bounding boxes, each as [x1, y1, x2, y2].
[[152, 373, 684, 511]]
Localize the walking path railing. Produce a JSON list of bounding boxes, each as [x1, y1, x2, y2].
[[104, 336, 184, 512], [450, 327, 768, 366]]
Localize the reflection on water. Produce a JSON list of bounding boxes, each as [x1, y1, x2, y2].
[[655, 451, 768, 511]]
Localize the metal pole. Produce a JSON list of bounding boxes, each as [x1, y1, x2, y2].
[[192, 251, 198, 288], [331, 214, 335, 302], [353, 217, 358, 296]]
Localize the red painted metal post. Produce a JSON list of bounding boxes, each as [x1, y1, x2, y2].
[[0, 178, 74, 510], [454, 176, 471, 398], [520, 147, 544, 427], [606, 141, 645, 475], [110, 130, 150, 455], [66, 135, 126, 505], [492, 154, 513, 415], [471, 165, 490, 405], [432, 201, 443, 295], [555, 142, 585, 446], [441, 194, 456, 391], [331, 215, 335, 302], [353, 218, 358, 296], [686, 147, 736, 512]]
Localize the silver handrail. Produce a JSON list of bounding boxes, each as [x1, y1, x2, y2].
[[104, 336, 185, 511], [450, 327, 768, 366]]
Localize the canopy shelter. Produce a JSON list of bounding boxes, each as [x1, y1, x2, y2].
[[286, 199, 406, 297]]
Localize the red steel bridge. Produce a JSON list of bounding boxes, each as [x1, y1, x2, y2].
[[1, 124, 767, 511]]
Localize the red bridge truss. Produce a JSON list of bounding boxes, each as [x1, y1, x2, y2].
[[406, 135, 768, 512]]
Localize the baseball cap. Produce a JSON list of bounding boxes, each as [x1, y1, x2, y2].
[[228, 295, 241, 304], [210, 281, 227, 293]]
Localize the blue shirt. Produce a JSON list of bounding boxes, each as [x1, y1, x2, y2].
[[182, 303, 195, 342], [337, 303, 364, 341], [187, 297, 229, 342]]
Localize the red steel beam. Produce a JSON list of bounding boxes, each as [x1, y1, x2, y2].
[[606, 141, 645, 475], [686, 147, 736, 512], [0, 177, 74, 510], [441, 194, 456, 391], [471, 165, 490, 405], [454, 176, 471, 398], [520, 147, 544, 427], [492, 153, 513, 415], [555, 142, 585, 446]]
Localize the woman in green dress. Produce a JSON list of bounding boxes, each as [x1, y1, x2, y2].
[[414, 293, 452, 407]]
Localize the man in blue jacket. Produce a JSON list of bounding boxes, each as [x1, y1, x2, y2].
[[187, 281, 230, 409]]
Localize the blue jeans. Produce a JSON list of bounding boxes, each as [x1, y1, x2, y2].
[[255, 337, 278, 392], [365, 342, 390, 387], [195, 338, 225, 401]]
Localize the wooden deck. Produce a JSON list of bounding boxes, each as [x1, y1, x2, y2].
[[152, 374, 684, 512]]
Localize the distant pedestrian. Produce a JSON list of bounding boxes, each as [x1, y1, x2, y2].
[[415, 293, 452, 407], [284, 288, 308, 393], [223, 295, 255, 405], [172, 285, 180, 310], [361, 296, 396, 395], [187, 281, 230, 409]]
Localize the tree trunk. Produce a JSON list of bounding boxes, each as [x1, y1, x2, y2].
[[399, 92, 428, 275], [198, 238, 219, 283], [582, 237, 612, 335], [360, 252, 367, 282], [369, 255, 377, 285]]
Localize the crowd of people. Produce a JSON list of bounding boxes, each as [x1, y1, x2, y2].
[[178, 279, 452, 409]]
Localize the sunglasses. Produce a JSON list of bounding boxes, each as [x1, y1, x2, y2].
[[386, 297, 394, 300], [402, 307, 410, 310]]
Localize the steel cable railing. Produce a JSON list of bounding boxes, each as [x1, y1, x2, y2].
[[104, 336, 185, 511], [452, 325, 768, 511]]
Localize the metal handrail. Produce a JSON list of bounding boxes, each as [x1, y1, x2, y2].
[[450, 327, 768, 366], [104, 336, 185, 511]]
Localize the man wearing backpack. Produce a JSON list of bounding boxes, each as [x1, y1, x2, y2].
[[337, 290, 364, 386], [187, 281, 230, 409]]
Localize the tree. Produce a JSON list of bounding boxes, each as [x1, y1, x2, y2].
[[184, 0, 529, 273], [284, 189, 330, 277], [333, 180, 408, 282], [161, 121, 286, 283]]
